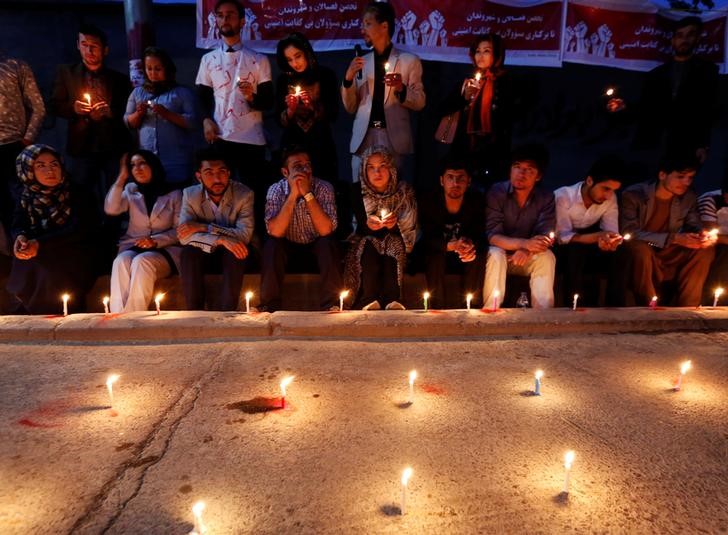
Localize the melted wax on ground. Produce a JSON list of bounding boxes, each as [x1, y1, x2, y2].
[[420, 383, 446, 395]]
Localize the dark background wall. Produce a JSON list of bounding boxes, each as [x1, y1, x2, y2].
[[1, 1, 727, 192]]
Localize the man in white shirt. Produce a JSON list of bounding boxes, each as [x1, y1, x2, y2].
[[554, 156, 625, 306], [196, 0, 273, 198]]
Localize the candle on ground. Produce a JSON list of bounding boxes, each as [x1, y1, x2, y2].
[[280, 375, 295, 408], [408, 370, 417, 403], [492, 290, 500, 312], [572, 294, 579, 311], [713, 287, 724, 308], [534, 369, 543, 396], [62, 293, 70, 317], [674, 360, 692, 391], [106, 374, 120, 407], [423, 291, 430, 311], [649, 295, 658, 309], [103, 296, 110, 315], [83, 92, 91, 105], [401, 467, 413, 515], [339, 290, 349, 311], [563, 450, 575, 494], [245, 291, 253, 314], [466, 293, 473, 311], [191, 501, 206, 535], [155, 293, 164, 315]]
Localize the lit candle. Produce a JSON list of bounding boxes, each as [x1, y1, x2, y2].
[[103, 296, 110, 315], [474, 72, 482, 82], [674, 360, 691, 391], [466, 293, 473, 311], [713, 288, 724, 308], [380, 208, 388, 220], [245, 291, 253, 314], [146, 99, 153, 107], [83, 92, 91, 105], [492, 290, 500, 312], [423, 291, 430, 312], [572, 293, 579, 311], [191, 501, 206, 535], [106, 374, 120, 407], [605, 87, 615, 97], [62, 293, 70, 317], [408, 370, 417, 404], [280, 375, 294, 408], [709, 228, 719, 238], [534, 369, 543, 396], [384, 62, 391, 74], [622, 233, 631, 241], [155, 293, 164, 315], [649, 295, 658, 309], [401, 467, 413, 515], [339, 290, 349, 311], [548, 231, 555, 241], [293, 85, 302, 97], [563, 450, 575, 494]]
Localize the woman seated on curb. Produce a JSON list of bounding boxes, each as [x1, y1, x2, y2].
[[345, 146, 417, 310], [104, 150, 182, 313], [7, 144, 97, 314]]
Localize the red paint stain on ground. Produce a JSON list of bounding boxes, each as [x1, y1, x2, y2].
[[98, 313, 123, 322], [479, 308, 504, 314], [421, 383, 447, 395], [17, 418, 61, 428]]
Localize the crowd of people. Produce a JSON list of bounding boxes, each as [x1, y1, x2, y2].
[[0, 0, 725, 314]]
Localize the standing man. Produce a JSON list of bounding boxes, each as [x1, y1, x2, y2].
[[196, 0, 273, 196], [0, 51, 45, 235], [341, 1, 425, 183], [554, 156, 625, 306], [620, 152, 715, 307], [261, 146, 342, 312], [418, 156, 485, 309], [177, 147, 254, 311], [50, 23, 132, 207], [483, 145, 556, 309]]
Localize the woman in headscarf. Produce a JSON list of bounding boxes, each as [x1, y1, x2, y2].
[[344, 146, 417, 310], [7, 144, 96, 314], [436, 33, 514, 191], [104, 150, 182, 313], [124, 47, 197, 184]]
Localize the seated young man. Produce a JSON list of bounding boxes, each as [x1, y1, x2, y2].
[[620, 152, 715, 306], [697, 175, 728, 303], [554, 156, 626, 307], [177, 147, 253, 310], [260, 146, 343, 311], [418, 156, 485, 309], [484, 144, 556, 309]]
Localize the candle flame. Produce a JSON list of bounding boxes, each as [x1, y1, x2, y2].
[[155, 293, 164, 304], [103, 296, 110, 305], [401, 466, 413, 486], [548, 231, 555, 240], [494, 290, 500, 298], [62, 293, 70, 303], [408, 369, 417, 386], [680, 360, 692, 375], [474, 72, 481, 82], [380, 209, 388, 219], [466, 293, 473, 302], [715, 287, 724, 298], [564, 450, 575, 470], [622, 233, 631, 241], [294, 85, 301, 96], [192, 500, 205, 516], [709, 228, 719, 237], [280, 375, 295, 396], [573, 294, 579, 300], [340, 290, 350, 299], [535, 369, 544, 380], [605, 87, 615, 96], [245, 291, 254, 300], [384, 62, 390, 73], [106, 374, 120, 390], [83, 92, 91, 104], [423, 291, 430, 300], [651, 296, 658, 303]]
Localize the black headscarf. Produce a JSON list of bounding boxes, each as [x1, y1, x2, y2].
[[127, 150, 169, 215]]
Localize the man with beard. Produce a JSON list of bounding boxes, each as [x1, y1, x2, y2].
[[483, 144, 556, 309], [620, 152, 716, 307], [633, 16, 719, 165], [195, 0, 273, 192], [341, 1, 425, 183], [177, 147, 254, 311], [554, 156, 625, 307], [417, 156, 485, 309]]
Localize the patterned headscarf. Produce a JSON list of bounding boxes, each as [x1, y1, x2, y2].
[[16, 144, 71, 232]]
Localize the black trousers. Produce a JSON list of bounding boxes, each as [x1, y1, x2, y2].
[[424, 248, 484, 309], [180, 245, 246, 311], [0, 141, 23, 236], [260, 236, 343, 311], [702, 244, 728, 304], [556, 242, 621, 307], [356, 241, 400, 308]]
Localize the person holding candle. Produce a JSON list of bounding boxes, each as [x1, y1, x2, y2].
[[620, 152, 715, 307], [6, 145, 97, 314], [435, 33, 514, 191], [124, 47, 197, 185], [554, 155, 626, 307], [104, 151, 182, 313], [416, 155, 485, 309], [344, 146, 416, 310], [483, 144, 556, 309], [260, 146, 343, 312], [698, 177, 728, 305], [177, 147, 253, 311]]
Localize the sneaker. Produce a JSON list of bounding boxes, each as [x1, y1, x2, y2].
[[362, 300, 381, 311], [385, 301, 406, 310]]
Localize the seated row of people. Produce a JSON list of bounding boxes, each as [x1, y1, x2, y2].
[[5, 142, 724, 314]]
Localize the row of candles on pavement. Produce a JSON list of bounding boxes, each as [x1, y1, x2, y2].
[[104, 359, 694, 532]]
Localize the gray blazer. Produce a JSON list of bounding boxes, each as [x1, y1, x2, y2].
[[619, 181, 702, 248], [104, 183, 183, 270], [179, 182, 254, 253]]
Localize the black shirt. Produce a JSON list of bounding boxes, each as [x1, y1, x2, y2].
[[369, 43, 393, 128]]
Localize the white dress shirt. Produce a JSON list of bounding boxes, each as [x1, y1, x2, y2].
[[554, 181, 618, 244]]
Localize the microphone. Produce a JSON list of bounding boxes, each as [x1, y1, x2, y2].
[[354, 44, 363, 80]]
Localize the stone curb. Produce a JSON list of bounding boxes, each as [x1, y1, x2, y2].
[[0, 307, 727, 343]]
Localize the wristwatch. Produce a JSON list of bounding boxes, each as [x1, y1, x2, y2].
[[303, 192, 314, 203]]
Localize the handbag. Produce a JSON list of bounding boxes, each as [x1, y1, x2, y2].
[[434, 110, 460, 144]]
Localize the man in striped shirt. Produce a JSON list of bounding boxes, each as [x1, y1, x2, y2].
[[698, 180, 728, 302]]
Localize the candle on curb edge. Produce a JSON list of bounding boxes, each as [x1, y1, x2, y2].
[[534, 369, 543, 396], [572, 293, 579, 311], [401, 467, 413, 515], [245, 291, 253, 314], [106, 374, 120, 407], [191, 501, 206, 534], [155, 293, 164, 315], [713, 287, 723, 308], [466, 293, 473, 311], [339, 290, 349, 311], [563, 450, 575, 494], [280, 375, 294, 408], [649, 295, 658, 309], [423, 291, 430, 312], [62, 293, 70, 317], [103, 296, 110, 315], [492, 290, 500, 312], [674, 360, 691, 391]]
